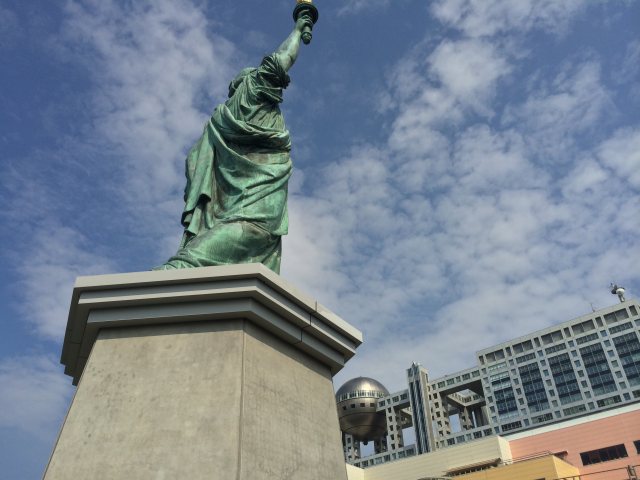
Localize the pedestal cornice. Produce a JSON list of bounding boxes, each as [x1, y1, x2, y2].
[[61, 263, 363, 385]]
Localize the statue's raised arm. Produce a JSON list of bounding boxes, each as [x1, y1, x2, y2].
[[275, 10, 316, 72], [155, 1, 319, 274]]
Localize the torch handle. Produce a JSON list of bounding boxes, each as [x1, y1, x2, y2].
[[293, 2, 319, 46], [301, 25, 313, 44]]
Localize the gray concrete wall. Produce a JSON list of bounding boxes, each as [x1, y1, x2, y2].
[[240, 322, 348, 480], [45, 319, 348, 480]]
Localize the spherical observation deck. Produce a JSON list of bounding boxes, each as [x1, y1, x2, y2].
[[335, 377, 389, 441]]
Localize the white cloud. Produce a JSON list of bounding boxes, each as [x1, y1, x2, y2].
[[597, 127, 640, 188], [61, 0, 237, 239], [337, 0, 391, 16], [386, 38, 511, 134], [561, 158, 608, 196], [431, 0, 588, 37], [17, 223, 115, 340], [504, 61, 614, 161], [451, 125, 545, 191], [615, 39, 640, 85], [0, 355, 72, 440], [428, 40, 511, 115]]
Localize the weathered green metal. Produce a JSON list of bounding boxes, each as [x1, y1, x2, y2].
[[155, 2, 317, 274], [293, 0, 319, 44]]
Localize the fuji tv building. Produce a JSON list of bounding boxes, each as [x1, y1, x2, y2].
[[336, 291, 640, 480]]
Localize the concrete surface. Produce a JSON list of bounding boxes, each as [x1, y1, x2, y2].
[[46, 319, 349, 479]]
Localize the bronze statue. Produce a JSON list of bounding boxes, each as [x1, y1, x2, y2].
[[156, 1, 318, 274]]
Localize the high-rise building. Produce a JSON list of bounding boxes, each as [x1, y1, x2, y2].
[[338, 298, 640, 469]]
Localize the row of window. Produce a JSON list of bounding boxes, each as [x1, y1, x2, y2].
[[336, 390, 386, 402], [480, 305, 638, 365], [484, 332, 639, 412], [433, 370, 481, 389], [580, 440, 640, 466]]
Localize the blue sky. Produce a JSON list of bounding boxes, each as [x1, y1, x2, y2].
[[1, 0, 639, 477]]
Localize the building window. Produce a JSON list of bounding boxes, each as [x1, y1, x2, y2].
[[610, 322, 633, 334], [596, 395, 621, 408], [576, 333, 599, 345], [579, 344, 617, 395], [545, 343, 566, 355], [542, 330, 564, 345], [532, 413, 553, 424], [501, 421, 522, 432], [573, 320, 596, 335], [563, 404, 586, 416], [613, 332, 640, 387], [516, 352, 536, 364], [580, 444, 628, 466], [634, 440, 640, 454], [549, 353, 583, 405], [491, 373, 518, 417]]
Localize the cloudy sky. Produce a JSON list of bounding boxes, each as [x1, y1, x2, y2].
[[1, 0, 639, 477]]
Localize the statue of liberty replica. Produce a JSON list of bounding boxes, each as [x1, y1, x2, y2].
[[156, 1, 318, 274]]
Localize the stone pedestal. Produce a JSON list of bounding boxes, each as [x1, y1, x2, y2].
[[45, 264, 362, 480]]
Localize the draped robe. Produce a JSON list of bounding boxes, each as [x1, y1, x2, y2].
[[158, 55, 292, 273]]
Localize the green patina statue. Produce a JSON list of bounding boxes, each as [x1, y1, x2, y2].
[[156, 1, 318, 274]]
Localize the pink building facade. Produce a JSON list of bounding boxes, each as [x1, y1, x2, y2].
[[506, 405, 640, 479]]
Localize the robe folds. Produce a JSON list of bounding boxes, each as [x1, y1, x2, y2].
[[159, 55, 292, 273]]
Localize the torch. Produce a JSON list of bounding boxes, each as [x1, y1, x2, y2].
[[293, 0, 319, 45]]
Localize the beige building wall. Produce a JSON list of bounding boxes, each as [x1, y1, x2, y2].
[[346, 436, 512, 480], [346, 463, 365, 480], [454, 455, 579, 480]]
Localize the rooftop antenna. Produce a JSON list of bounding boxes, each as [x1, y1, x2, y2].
[[590, 302, 596, 313], [610, 283, 626, 303]]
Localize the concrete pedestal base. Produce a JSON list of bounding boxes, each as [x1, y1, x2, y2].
[[45, 265, 362, 480]]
